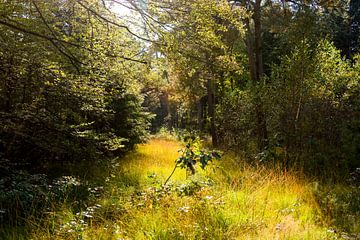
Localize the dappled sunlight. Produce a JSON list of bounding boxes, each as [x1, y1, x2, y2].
[[118, 138, 186, 183]]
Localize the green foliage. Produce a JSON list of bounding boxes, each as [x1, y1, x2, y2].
[[164, 136, 221, 186], [0, 171, 48, 224], [262, 39, 360, 175], [0, 170, 102, 226], [145, 0, 360, 179], [155, 127, 177, 141], [147, 0, 247, 133], [216, 89, 256, 153], [175, 137, 221, 174], [313, 171, 360, 235], [0, 0, 151, 167], [216, 33, 359, 176], [108, 92, 152, 152], [174, 176, 214, 196]]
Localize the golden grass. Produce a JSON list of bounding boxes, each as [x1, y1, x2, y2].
[[7, 138, 343, 239]]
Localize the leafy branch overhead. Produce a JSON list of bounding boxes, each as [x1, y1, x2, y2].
[[0, 0, 148, 66]]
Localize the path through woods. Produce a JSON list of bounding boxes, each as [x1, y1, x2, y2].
[[7, 138, 357, 239], [73, 138, 338, 239]]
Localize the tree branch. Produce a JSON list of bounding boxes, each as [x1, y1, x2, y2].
[[31, 0, 82, 71], [76, 0, 157, 43], [0, 19, 148, 64]]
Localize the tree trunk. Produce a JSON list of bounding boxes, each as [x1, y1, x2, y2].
[[207, 78, 218, 147], [245, 0, 268, 150], [197, 96, 206, 131], [159, 91, 171, 128]]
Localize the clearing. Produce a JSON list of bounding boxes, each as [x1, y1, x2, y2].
[[5, 138, 359, 239]]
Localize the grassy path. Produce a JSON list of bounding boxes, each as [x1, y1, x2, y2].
[[19, 138, 356, 239], [82, 138, 336, 239]]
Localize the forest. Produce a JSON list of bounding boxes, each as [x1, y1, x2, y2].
[[0, 0, 359, 239]]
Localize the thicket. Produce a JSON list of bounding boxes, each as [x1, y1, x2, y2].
[[217, 40, 360, 177], [0, 0, 154, 229], [0, 0, 151, 170]]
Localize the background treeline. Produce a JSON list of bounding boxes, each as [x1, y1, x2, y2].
[[1, 0, 359, 179], [143, 0, 360, 178]]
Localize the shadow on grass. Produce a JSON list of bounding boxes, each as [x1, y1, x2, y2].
[[0, 153, 144, 240], [312, 181, 360, 237]]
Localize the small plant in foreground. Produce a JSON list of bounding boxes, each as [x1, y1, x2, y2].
[[163, 136, 221, 186]]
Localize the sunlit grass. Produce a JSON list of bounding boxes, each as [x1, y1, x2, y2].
[[3, 138, 357, 239], [119, 138, 186, 182]]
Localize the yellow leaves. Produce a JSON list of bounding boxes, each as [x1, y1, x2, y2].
[[185, 0, 246, 48], [44, 80, 53, 86], [215, 55, 242, 73]]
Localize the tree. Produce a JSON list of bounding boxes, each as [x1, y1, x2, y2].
[[142, 0, 246, 146], [0, 0, 151, 168]]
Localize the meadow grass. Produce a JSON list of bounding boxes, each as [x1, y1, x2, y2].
[[1, 137, 358, 239]]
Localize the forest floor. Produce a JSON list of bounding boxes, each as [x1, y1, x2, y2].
[[2, 138, 359, 239]]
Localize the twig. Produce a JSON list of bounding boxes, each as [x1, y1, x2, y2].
[[163, 164, 178, 186]]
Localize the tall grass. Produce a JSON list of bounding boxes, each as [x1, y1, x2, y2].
[[1, 138, 358, 239]]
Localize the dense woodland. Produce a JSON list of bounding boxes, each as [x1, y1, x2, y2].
[[0, 0, 359, 239]]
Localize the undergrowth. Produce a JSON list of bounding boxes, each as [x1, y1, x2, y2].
[[0, 138, 359, 239]]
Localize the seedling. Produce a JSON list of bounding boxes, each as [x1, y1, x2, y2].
[[163, 137, 221, 186]]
